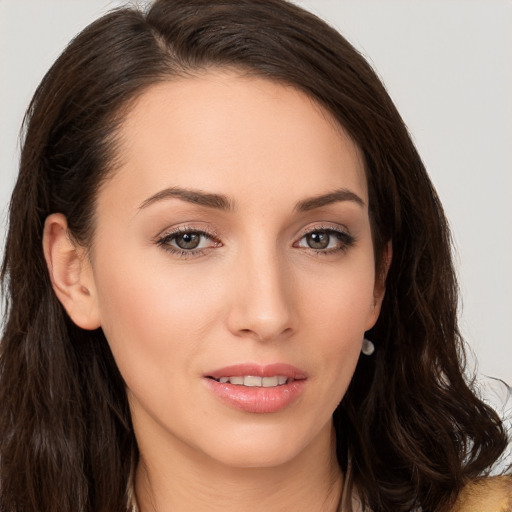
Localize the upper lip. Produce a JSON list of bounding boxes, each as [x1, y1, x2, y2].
[[205, 363, 307, 380]]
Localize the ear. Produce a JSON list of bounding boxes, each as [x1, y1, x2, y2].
[[42, 213, 101, 330], [365, 240, 392, 330]]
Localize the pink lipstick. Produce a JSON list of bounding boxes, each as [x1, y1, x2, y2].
[[204, 363, 307, 413]]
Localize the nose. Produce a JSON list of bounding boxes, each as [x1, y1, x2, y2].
[[226, 246, 296, 342]]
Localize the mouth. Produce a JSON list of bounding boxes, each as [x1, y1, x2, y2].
[[207, 375, 292, 387], [204, 363, 307, 413]]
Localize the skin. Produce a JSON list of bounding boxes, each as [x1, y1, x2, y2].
[[44, 70, 388, 511]]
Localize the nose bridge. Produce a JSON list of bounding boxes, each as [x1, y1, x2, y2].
[[228, 236, 294, 341]]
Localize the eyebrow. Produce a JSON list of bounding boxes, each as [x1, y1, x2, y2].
[[139, 187, 234, 211], [294, 188, 365, 211], [138, 186, 364, 212]]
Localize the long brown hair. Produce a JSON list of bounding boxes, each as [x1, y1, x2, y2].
[[0, 1, 507, 511]]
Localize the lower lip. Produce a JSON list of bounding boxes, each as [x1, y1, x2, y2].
[[204, 378, 306, 413]]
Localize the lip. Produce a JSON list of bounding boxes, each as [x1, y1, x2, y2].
[[205, 363, 307, 380], [203, 363, 307, 414]]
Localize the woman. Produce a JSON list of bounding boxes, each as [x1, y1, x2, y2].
[[0, 1, 510, 511]]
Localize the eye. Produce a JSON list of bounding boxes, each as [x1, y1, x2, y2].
[[295, 228, 354, 253], [156, 227, 220, 256], [305, 231, 331, 250], [173, 232, 203, 250]]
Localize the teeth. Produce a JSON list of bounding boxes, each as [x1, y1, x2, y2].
[[244, 375, 262, 387], [215, 375, 289, 387], [262, 376, 278, 387]]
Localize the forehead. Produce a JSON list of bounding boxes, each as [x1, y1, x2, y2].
[[102, 70, 367, 213]]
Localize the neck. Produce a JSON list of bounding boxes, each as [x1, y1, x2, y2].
[[134, 423, 343, 512]]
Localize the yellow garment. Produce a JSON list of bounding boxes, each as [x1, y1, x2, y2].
[[451, 476, 512, 512]]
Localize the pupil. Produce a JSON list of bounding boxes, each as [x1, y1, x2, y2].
[[176, 233, 200, 250], [307, 231, 329, 249]]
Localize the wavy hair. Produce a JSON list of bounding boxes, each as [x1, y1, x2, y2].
[[0, 1, 507, 511]]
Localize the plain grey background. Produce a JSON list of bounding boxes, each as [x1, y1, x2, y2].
[[1, 0, 511, 382]]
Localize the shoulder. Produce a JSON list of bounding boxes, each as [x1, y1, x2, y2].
[[450, 476, 512, 512]]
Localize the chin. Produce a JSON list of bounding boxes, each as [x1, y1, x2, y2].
[[206, 443, 303, 469], [196, 420, 330, 470]]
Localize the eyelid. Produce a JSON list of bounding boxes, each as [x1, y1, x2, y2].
[[154, 222, 354, 259], [155, 223, 219, 242], [293, 223, 355, 252], [296, 222, 351, 239], [155, 224, 221, 257]]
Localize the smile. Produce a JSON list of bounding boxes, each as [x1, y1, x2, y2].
[[210, 375, 290, 387], [204, 364, 307, 413]]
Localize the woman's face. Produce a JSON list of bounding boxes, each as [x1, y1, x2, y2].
[[85, 71, 385, 469]]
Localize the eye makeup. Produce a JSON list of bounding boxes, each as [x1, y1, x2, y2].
[[155, 225, 222, 259], [294, 224, 356, 256], [154, 221, 356, 260]]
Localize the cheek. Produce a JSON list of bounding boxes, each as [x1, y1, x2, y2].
[[91, 248, 224, 386], [297, 258, 377, 335], [295, 256, 376, 378]]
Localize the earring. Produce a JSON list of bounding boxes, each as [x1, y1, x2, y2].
[[361, 337, 375, 356]]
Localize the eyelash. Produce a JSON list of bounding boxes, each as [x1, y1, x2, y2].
[[294, 226, 356, 255], [156, 225, 221, 259], [156, 225, 355, 258]]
